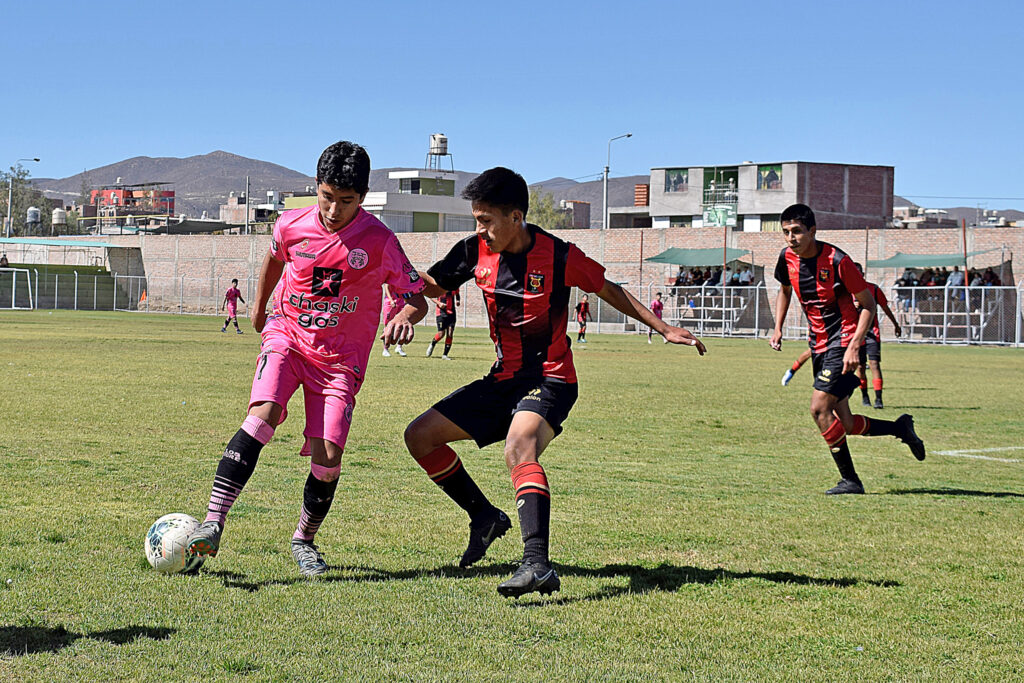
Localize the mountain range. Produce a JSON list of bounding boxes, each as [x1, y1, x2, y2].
[[30, 151, 1021, 225]]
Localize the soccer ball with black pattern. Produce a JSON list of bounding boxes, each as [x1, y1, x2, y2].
[[145, 513, 205, 574]]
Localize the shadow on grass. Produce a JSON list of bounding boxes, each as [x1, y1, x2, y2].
[[887, 487, 1024, 498], [0, 625, 174, 656], [893, 405, 981, 411], [206, 562, 899, 604]]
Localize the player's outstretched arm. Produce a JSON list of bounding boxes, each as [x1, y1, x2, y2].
[[416, 271, 447, 300], [595, 279, 706, 354], [880, 301, 901, 337], [382, 293, 429, 346], [770, 285, 792, 351], [251, 251, 285, 333]]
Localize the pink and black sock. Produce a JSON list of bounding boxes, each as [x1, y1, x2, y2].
[[511, 462, 551, 564], [293, 464, 340, 542], [205, 415, 274, 525], [417, 445, 492, 521]]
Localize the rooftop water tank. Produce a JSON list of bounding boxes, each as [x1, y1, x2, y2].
[[26, 206, 41, 224], [429, 133, 448, 155], [52, 208, 67, 226]]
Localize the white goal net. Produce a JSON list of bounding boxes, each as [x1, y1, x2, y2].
[[0, 267, 34, 309]]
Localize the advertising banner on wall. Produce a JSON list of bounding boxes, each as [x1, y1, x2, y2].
[[702, 204, 737, 227]]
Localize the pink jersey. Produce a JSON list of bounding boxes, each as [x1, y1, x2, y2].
[[263, 206, 424, 369], [225, 287, 241, 304], [382, 288, 406, 324], [650, 298, 664, 319]]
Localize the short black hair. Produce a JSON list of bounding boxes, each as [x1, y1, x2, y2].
[[461, 167, 529, 217], [316, 141, 370, 195], [781, 203, 816, 228]]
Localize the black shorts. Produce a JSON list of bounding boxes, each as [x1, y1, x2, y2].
[[858, 335, 881, 363], [433, 375, 579, 448], [436, 314, 456, 331], [811, 347, 860, 399]]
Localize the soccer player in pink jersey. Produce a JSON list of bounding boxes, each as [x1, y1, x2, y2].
[[187, 141, 428, 577], [648, 291, 665, 343], [381, 283, 408, 357], [221, 279, 246, 334]]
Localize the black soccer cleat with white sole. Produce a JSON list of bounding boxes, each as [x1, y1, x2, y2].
[[460, 508, 512, 569], [186, 520, 223, 558], [497, 560, 561, 598], [826, 478, 865, 495], [896, 413, 925, 461]]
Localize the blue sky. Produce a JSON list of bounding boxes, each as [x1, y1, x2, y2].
[[3, 1, 1022, 205]]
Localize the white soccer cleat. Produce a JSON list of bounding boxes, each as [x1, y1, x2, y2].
[[396, 345, 407, 357], [441, 355, 452, 361], [382, 348, 391, 357], [782, 369, 795, 386]]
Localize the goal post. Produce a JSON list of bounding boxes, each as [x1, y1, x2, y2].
[[0, 267, 34, 310]]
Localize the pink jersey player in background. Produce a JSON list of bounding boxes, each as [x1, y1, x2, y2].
[[381, 283, 408, 357], [648, 291, 665, 343], [187, 141, 428, 577], [221, 279, 246, 334]]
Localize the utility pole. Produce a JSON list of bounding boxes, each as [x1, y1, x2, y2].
[[244, 175, 250, 235]]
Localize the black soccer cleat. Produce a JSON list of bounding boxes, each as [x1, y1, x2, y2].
[[497, 560, 561, 598], [861, 394, 871, 407], [896, 414, 925, 461], [873, 397, 884, 410], [826, 478, 865, 495], [459, 508, 512, 568]]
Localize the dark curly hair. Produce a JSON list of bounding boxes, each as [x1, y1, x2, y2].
[[316, 141, 370, 195], [461, 167, 529, 218]]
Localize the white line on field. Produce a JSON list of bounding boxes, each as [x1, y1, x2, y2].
[[935, 446, 1024, 463]]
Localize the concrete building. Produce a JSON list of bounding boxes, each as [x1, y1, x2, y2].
[[609, 161, 893, 231]]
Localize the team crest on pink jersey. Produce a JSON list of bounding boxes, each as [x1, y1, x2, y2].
[[348, 248, 369, 269]]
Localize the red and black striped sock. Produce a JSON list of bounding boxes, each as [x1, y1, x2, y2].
[[873, 377, 883, 402], [822, 420, 859, 482], [416, 446, 491, 521], [850, 413, 899, 437], [511, 462, 551, 563], [791, 360, 802, 372]]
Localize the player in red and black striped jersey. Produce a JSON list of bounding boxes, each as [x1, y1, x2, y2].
[[853, 272, 902, 409], [425, 288, 460, 359], [404, 167, 706, 597], [770, 204, 924, 495]]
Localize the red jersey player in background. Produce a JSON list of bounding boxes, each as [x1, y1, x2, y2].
[[574, 294, 593, 343], [425, 287, 460, 360], [404, 167, 706, 597], [770, 203, 923, 495], [222, 279, 246, 334], [853, 265, 902, 409]]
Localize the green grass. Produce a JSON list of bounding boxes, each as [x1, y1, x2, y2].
[[1, 310, 1022, 681]]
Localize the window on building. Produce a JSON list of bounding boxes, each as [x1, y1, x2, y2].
[[443, 215, 476, 232], [669, 216, 690, 228], [380, 210, 415, 233], [664, 169, 688, 193], [398, 179, 421, 195], [761, 214, 782, 232], [757, 165, 783, 191]]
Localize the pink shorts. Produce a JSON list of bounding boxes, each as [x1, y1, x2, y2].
[[382, 299, 405, 325], [249, 344, 358, 456], [227, 303, 237, 317]]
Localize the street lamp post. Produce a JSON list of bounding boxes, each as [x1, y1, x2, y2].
[[602, 133, 631, 230], [5, 157, 40, 239]]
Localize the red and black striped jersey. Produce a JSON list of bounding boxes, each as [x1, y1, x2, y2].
[[574, 300, 590, 321], [427, 224, 606, 382], [855, 281, 887, 340], [774, 241, 868, 353], [436, 289, 459, 316]]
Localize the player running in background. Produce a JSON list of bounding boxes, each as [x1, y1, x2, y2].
[[425, 288, 460, 360], [574, 293, 593, 343], [404, 167, 706, 597], [186, 141, 428, 576], [648, 291, 666, 343], [222, 279, 246, 334], [781, 347, 812, 386], [381, 283, 408, 357], [770, 203, 924, 495], [853, 268, 902, 409]]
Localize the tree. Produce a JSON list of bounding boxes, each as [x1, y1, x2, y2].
[[528, 189, 572, 230], [1, 164, 52, 236]]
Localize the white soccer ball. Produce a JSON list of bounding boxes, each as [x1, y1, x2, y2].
[[145, 513, 205, 574]]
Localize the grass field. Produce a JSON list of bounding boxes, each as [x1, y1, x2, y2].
[[1, 310, 1022, 681]]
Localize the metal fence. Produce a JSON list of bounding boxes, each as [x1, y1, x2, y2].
[[5, 267, 1023, 346]]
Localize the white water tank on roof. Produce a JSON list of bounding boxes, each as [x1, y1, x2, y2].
[[26, 206, 41, 224], [52, 208, 67, 226], [429, 133, 448, 155]]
